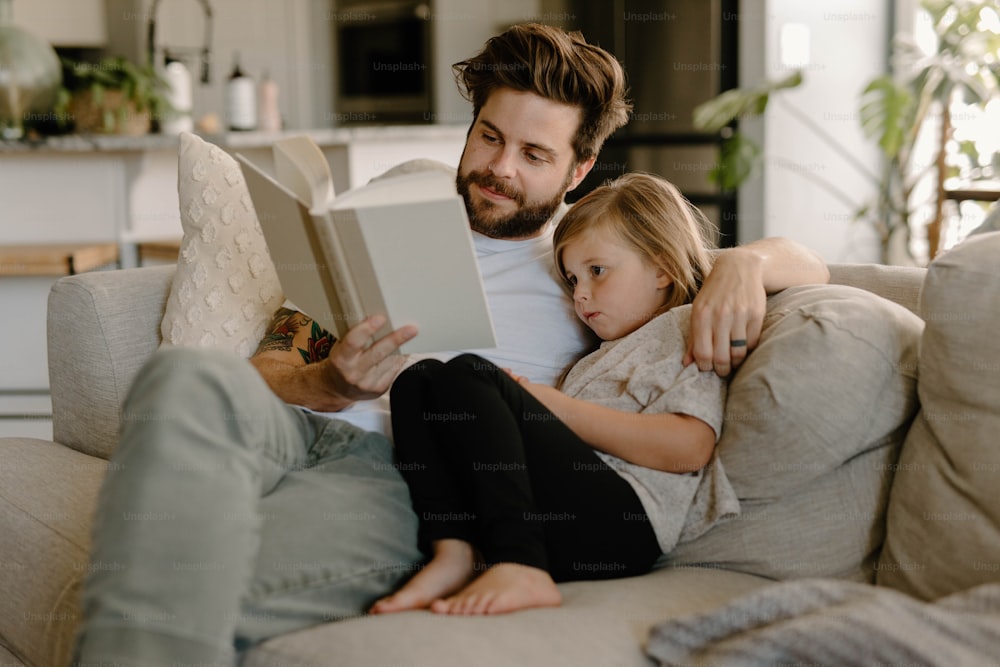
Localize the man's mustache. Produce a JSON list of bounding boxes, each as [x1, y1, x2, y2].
[[466, 171, 526, 206]]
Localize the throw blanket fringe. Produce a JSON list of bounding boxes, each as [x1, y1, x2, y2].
[[646, 578, 1000, 667]]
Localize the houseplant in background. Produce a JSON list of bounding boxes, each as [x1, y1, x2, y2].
[[59, 55, 170, 135], [859, 0, 1000, 260], [694, 0, 1000, 264], [692, 70, 899, 260]]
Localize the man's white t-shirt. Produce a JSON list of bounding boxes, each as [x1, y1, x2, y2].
[[309, 213, 596, 438]]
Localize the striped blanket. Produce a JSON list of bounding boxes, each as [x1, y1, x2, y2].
[[646, 578, 1000, 666]]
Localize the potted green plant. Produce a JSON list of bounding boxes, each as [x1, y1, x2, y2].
[[859, 0, 1000, 259], [58, 55, 170, 135], [693, 0, 1000, 264]]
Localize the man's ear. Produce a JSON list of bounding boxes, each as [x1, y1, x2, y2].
[[567, 156, 597, 192]]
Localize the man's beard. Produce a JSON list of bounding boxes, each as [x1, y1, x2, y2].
[[456, 169, 572, 239]]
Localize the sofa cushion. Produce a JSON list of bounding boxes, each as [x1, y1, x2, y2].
[[666, 284, 923, 581], [877, 231, 1000, 600], [160, 132, 283, 358], [243, 566, 768, 667], [0, 438, 107, 667]]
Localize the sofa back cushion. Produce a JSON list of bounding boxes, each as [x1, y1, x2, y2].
[[877, 231, 1000, 599], [666, 284, 923, 581], [828, 263, 925, 317]]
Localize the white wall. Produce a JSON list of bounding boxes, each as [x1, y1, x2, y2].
[[738, 0, 891, 262], [429, 0, 542, 125]]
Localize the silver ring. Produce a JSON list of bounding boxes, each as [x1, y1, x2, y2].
[[730, 339, 747, 348], [487, 162, 494, 173]]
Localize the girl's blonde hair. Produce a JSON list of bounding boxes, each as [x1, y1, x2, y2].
[[553, 172, 717, 312]]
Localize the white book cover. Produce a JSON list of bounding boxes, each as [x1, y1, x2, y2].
[[237, 153, 345, 338], [237, 139, 497, 355]]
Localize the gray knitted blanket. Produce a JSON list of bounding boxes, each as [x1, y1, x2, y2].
[[645, 578, 1000, 666]]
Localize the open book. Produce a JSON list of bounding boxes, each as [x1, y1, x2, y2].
[[237, 135, 497, 355]]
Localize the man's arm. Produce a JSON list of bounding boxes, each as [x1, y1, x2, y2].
[[685, 237, 830, 377], [249, 307, 418, 412]]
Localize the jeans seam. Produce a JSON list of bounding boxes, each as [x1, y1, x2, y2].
[[244, 561, 412, 603], [78, 619, 236, 652]]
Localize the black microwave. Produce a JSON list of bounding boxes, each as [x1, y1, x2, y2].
[[333, 0, 434, 124]]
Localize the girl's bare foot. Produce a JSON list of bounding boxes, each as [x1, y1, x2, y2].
[[369, 539, 479, 614], [430, 562, 561, 615]]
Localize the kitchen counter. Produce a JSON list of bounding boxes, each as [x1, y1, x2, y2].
[[1, 123, 468, 251], [0, 124, 469, 154], [0, 123, 468, 440]]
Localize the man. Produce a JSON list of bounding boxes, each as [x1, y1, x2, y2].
[[74, 23, 828, 665]]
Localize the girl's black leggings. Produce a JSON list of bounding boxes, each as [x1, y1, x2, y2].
[[388, 353, 661, 582]]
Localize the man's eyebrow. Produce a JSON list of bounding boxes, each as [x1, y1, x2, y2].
[[481, 119, 560, 160]]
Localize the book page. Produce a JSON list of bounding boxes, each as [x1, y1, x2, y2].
[[310, 209, 365, 333], [331, 169, 458, 210], [273, 135, 335, 211], [237, 154, 347, 339]]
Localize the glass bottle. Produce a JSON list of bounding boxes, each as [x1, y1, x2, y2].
[[226, 51, 256, 131], [257, 69, 280, 132], [0, 0, 62, 139]]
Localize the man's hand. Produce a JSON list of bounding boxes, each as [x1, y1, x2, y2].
[[318, 315, 419, 408], [684, 248, 766, 377], [251, 309, 418, 412], [683, 238, 829, 377]]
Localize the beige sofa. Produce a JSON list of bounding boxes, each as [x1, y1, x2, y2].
[[2, 230, 999, 667]]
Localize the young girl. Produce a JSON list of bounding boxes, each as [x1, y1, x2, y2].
[[371, 173, 739, 616]]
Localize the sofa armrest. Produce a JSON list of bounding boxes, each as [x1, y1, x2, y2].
[[48, 265, 175, 460]]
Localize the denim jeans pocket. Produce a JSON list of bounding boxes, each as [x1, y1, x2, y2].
[[305, 414, 397, 474]]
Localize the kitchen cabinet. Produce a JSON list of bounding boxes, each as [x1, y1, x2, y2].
[[9, 0, 107, 47]]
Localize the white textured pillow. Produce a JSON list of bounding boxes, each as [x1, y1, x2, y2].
[[160, 132, 283, 357]]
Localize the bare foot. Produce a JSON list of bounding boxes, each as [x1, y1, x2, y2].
[[430, 562, 561, 615], [369, 539, 478, 614]]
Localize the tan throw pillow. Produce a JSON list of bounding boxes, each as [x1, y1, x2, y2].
[[666, 284, 923, 581], [160, 132, 283, 357], [877, 231, 1000, 600]]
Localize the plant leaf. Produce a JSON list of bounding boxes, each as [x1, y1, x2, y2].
[[859, 76, 915, 159], [710, 134, 762, 191], [693, 88, 758, 132], [693, 70, 804, 132]]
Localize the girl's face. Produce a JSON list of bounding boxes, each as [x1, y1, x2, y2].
[[561, 225, 672, 341]]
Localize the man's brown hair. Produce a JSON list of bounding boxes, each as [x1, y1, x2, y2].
[[453, 23, 632, 163]]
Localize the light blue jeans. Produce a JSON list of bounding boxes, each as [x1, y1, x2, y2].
[[72, 347, 422, 666]]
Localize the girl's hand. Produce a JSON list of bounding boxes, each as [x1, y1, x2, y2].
[[503, 369, 567, 416], [502, 367, 530, 384], [517, 380, 565, 411]]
